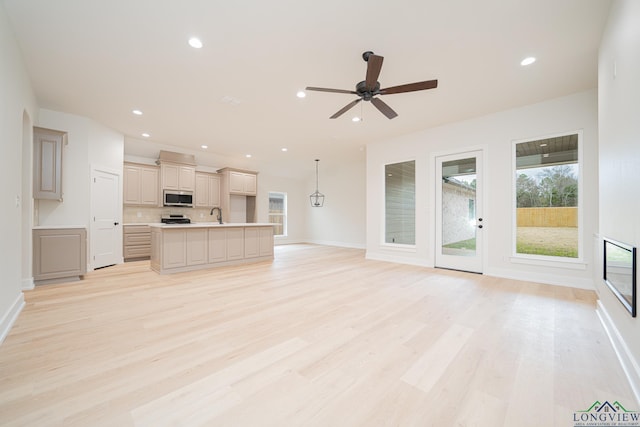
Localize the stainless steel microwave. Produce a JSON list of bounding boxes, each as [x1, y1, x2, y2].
[[163, 190, 193, 207]]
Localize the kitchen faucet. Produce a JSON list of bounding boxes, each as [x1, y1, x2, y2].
[[210, 207, 223, 224]]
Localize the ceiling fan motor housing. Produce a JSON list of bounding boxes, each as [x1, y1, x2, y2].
[[356, 80, 380, 101]]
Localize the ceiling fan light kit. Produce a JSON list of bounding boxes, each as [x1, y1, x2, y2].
[[306, 51, 438, 120]]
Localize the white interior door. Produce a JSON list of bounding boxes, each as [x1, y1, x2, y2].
[[91, 168, 121, 269], [435, 150, 484, 273]]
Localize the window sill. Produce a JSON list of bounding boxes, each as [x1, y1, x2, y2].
[[509, 255, 587, 270]]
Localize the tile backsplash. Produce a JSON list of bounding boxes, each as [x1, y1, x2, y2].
[[123, 206, 219, 224]]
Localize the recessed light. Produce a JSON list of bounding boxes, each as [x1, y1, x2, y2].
[[142, 133, 150, 138], [520, 56, 536, 66], [132, 109, 143, 115], [352, 117, 361, 122], [245, 154, 252, 158], [281, 148, 288, 152], [188, 37, 203, 49], [201, 145, 208, 149], [296, 91, 306, 98]]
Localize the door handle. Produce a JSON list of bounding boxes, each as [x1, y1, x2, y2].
[[114, 222, 120, 226]]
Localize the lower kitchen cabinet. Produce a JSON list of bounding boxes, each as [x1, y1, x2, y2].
[[123, 225, 151, 261], [150, 224, 274, 274], [33, 227, 87, 283]]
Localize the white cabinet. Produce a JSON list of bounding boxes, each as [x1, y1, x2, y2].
[[124, 163, 159, 206], [208, 228, 227, 263], [186, 228, 207, 266], [259, 227, 274, 257], [33, 127, 66, 201], [33, 227, 86, 283], [161, 163, 195, 192], [123, 224, 151, 261], [245, 226, 274, 258], [162, 229, 186, 269], [218, 168, 258, 225], [229, 171, 257, 196], [244, 228, 259, 258], [226, 228, 245, 260], [195, 173, 221, 208], [150, 225, 274, 274]]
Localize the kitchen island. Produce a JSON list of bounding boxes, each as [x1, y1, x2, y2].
[[149, 223, 274, 274]]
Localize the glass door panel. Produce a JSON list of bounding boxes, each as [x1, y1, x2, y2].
[[435, 151, 483, 273]]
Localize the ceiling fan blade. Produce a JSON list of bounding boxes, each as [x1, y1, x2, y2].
[[365, 54, 384, 91], [330, 99, 361, 119], [306, 87, 357, 95], [371, 97, 398, 119], [379, 79, 438, 95]]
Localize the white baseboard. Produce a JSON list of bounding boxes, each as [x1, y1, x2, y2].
[[306, 240, 366, 250], [597, 300, 640, 406], [365, 251, 430, 267], [21, 277, 34, 291], [484, 267, 595, 290], [0, 293, 25, 345]]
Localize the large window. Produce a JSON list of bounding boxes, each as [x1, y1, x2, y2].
[[268, 192, 287, 237], [514, 133, 580, 258], [385, 161, 415, 245]]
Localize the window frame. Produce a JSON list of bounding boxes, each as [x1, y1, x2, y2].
[[268, 191, 287, 238], [382, 159, 417, 247], [511, 130, 584, 264]]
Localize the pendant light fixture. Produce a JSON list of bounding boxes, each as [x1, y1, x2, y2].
[[309, 159, 325, 207]]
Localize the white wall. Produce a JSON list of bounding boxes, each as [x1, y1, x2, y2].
[[0, 3, 38, 342], [367, 90, 599, 289], [305, 154, 367, 249], [257, 174, 307, 245], [597, 0, 640, 401], [36, 109, 124, 227]]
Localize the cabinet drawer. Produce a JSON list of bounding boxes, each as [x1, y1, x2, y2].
[[124, 233, 151, 246], [124, 225, 150, 234], [124, 245, 151, 259]]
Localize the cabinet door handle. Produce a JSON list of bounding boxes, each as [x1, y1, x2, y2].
[[114, 222, 120, 226]]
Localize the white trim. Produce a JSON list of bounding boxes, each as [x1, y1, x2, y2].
[[308, 239, 365, 250], [366, 251, 430, 267], [484, 267, 594, 290], [21, 277, 34, 291], [0, 293, 25, 345], [511, 129, 584, 262], [509, 255, 587, 270], [597, 300, 640, 407]]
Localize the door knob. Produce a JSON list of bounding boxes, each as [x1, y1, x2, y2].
[[478, 225, 483, 229]]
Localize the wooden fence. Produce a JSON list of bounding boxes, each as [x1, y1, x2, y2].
[[516, 207, 577, 227]]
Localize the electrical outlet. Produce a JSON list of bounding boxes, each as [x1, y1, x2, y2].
[[137, 212, 142, 218]]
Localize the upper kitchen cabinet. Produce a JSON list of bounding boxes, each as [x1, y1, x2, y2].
[[124, 162, 159, 206], [157, 150, 196, 192], [161, 163, 195, 192], [33, 126, 66, 201], [195, 172, 221, 208], [220, 168, 257, 196], [219, 168, 258, 223]]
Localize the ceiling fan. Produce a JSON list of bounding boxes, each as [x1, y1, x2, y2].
[[306, 51, 438, 120]]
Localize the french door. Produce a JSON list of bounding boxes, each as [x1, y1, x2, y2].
[[435, 150, 484, 273]]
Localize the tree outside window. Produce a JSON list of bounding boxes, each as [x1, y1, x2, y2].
[[515, 133, 580, 258]]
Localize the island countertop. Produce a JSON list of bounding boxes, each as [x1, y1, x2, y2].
[[148, 222, 275, 229]]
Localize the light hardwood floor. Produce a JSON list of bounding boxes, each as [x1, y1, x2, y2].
[[0, 244, 635, 426]]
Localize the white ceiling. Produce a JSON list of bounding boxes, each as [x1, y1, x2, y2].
[[3, 0, 611, 179]]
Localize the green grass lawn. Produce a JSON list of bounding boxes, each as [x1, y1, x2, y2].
[[443, 227, 579, 258]]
